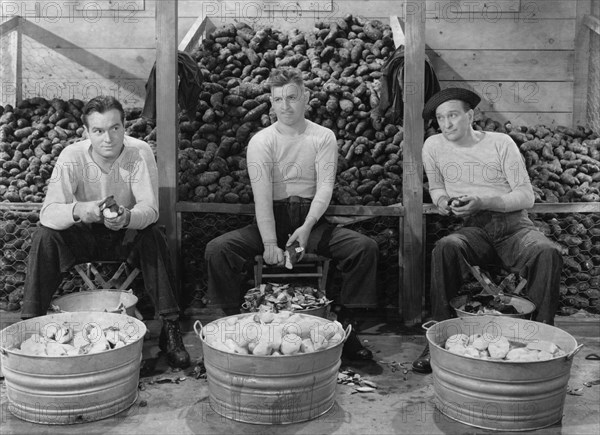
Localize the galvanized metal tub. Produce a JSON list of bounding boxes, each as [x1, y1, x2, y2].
[[51, 290, 139, 317], [425, 316, 582, 431], [450, 294, 536, 319], [0, 311, 146, 424], [194, 313, 349, 424]]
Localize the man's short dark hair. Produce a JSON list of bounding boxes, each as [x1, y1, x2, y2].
[[267, 67, 304, 90], [81, 96, 125, 128]]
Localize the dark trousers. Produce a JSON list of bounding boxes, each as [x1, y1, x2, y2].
[[430, 210, 562, 324], [205, 200, 379, 309], [22, 223, 180, 318]]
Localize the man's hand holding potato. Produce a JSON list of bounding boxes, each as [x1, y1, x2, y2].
[[99, 196, 131, 231], [104, 206, 130, 231]]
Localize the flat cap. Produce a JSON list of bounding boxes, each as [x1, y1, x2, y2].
[[422, 88, 481, 120]]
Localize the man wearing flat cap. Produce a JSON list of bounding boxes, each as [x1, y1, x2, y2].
[[412, 88, 563, 374]]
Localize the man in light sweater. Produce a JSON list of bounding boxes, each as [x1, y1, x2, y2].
[[205, 67, 378, 360], [412, 88, 562, 374], [22, 96, 190, 369]]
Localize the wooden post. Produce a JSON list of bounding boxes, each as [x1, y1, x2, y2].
[[0, 17, 21, 106], [401, 1, 425, 326], [155, 1, 180, 296], [15, 17, 22, 105], [573, 0, 592, 126]]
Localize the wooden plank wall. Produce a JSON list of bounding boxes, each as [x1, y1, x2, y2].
[[1, 1, 197, 106], [0, 0, 581, 124]]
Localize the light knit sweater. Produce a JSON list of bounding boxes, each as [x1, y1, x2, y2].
[[246, 120, 338, 244], [422, 131, 534, 212], [40, 135, 159, 230]]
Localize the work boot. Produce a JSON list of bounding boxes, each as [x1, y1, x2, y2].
[[412, 344, 431, 374], [331, 304, 373, 361], [342, 329, 373, 361], [159, 319, 191, 369]]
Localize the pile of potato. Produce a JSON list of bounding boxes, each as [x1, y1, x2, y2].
[[13, 322, 140, 357], [0, 98, 85, 203], [175, 16, 403, 206], [506, 123, 600, 203], [202, 311, 345, 356], [444, 333, 566, 362]]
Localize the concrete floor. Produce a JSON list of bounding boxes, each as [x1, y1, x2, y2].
[[1, 312, 599, 435]]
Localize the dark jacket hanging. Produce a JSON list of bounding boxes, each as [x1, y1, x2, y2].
[[141, 51, 203, 122], [376, 45, 441, 126]]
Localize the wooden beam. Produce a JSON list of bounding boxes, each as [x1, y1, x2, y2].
[[401, 0, 426, 327], [424, 202, 600, 214], [573, 0, 592, 126], [178, 13, 213, 53], [583, 14, 600, 35], [176, 202, 404, 216], [15, 17, 22, 105], [155, 0, 180, 298], [389, 15, 406, 48], [0, 16, 20, 33], [0, 16, 21, 106]]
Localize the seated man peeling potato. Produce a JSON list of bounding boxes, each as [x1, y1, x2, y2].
[[21, 96, 190, 369]]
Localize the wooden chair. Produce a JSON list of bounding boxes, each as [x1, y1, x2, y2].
[[73, 261, 141, 291], [253, 253, 331, 292]]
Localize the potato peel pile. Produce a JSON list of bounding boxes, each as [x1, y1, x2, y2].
[[460, 294, 521, 315], [444, 333, 566, 362], [203, 311, 345, 356], [13, 322, 140, 356], [242, 283, 332, 313]]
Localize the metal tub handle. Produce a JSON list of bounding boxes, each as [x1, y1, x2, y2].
[[566, 343, 584, 361], [343, 324, 352, 342], [421, 320, 438, 331], [193, 320, 204, 340]]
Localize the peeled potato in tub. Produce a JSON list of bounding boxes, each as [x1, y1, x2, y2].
[[281, 333, 302, 355], [225, 338, 249, 354], [487, 336, 511, 359], [447, 343, 468, 356], [44, 322, 73, 344], [445, 334, 469, 349], [300, 338, 315, 353], [204, 312, 345, 356], [252, 339, 272, 356], [19, 334, 48, 356], [469, 334, 489, 351], [464, 346, 482, 358], [254, 311, 275, 324], [15, 324, 140, 356], [444, 333, 565, 362], [506, 347, 540, 362], [537, 350, 554, 361], [46, 341, 78, 357], [328, 329, 345, 346], [526, 340, 559, 354]]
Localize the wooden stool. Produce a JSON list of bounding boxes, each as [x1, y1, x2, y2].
[[253, 253, 330, 292], [73, 261, 141, 291]]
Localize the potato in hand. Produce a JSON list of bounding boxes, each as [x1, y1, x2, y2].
[[99, 195, 122, 219], [448, 196, 469, 208]]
